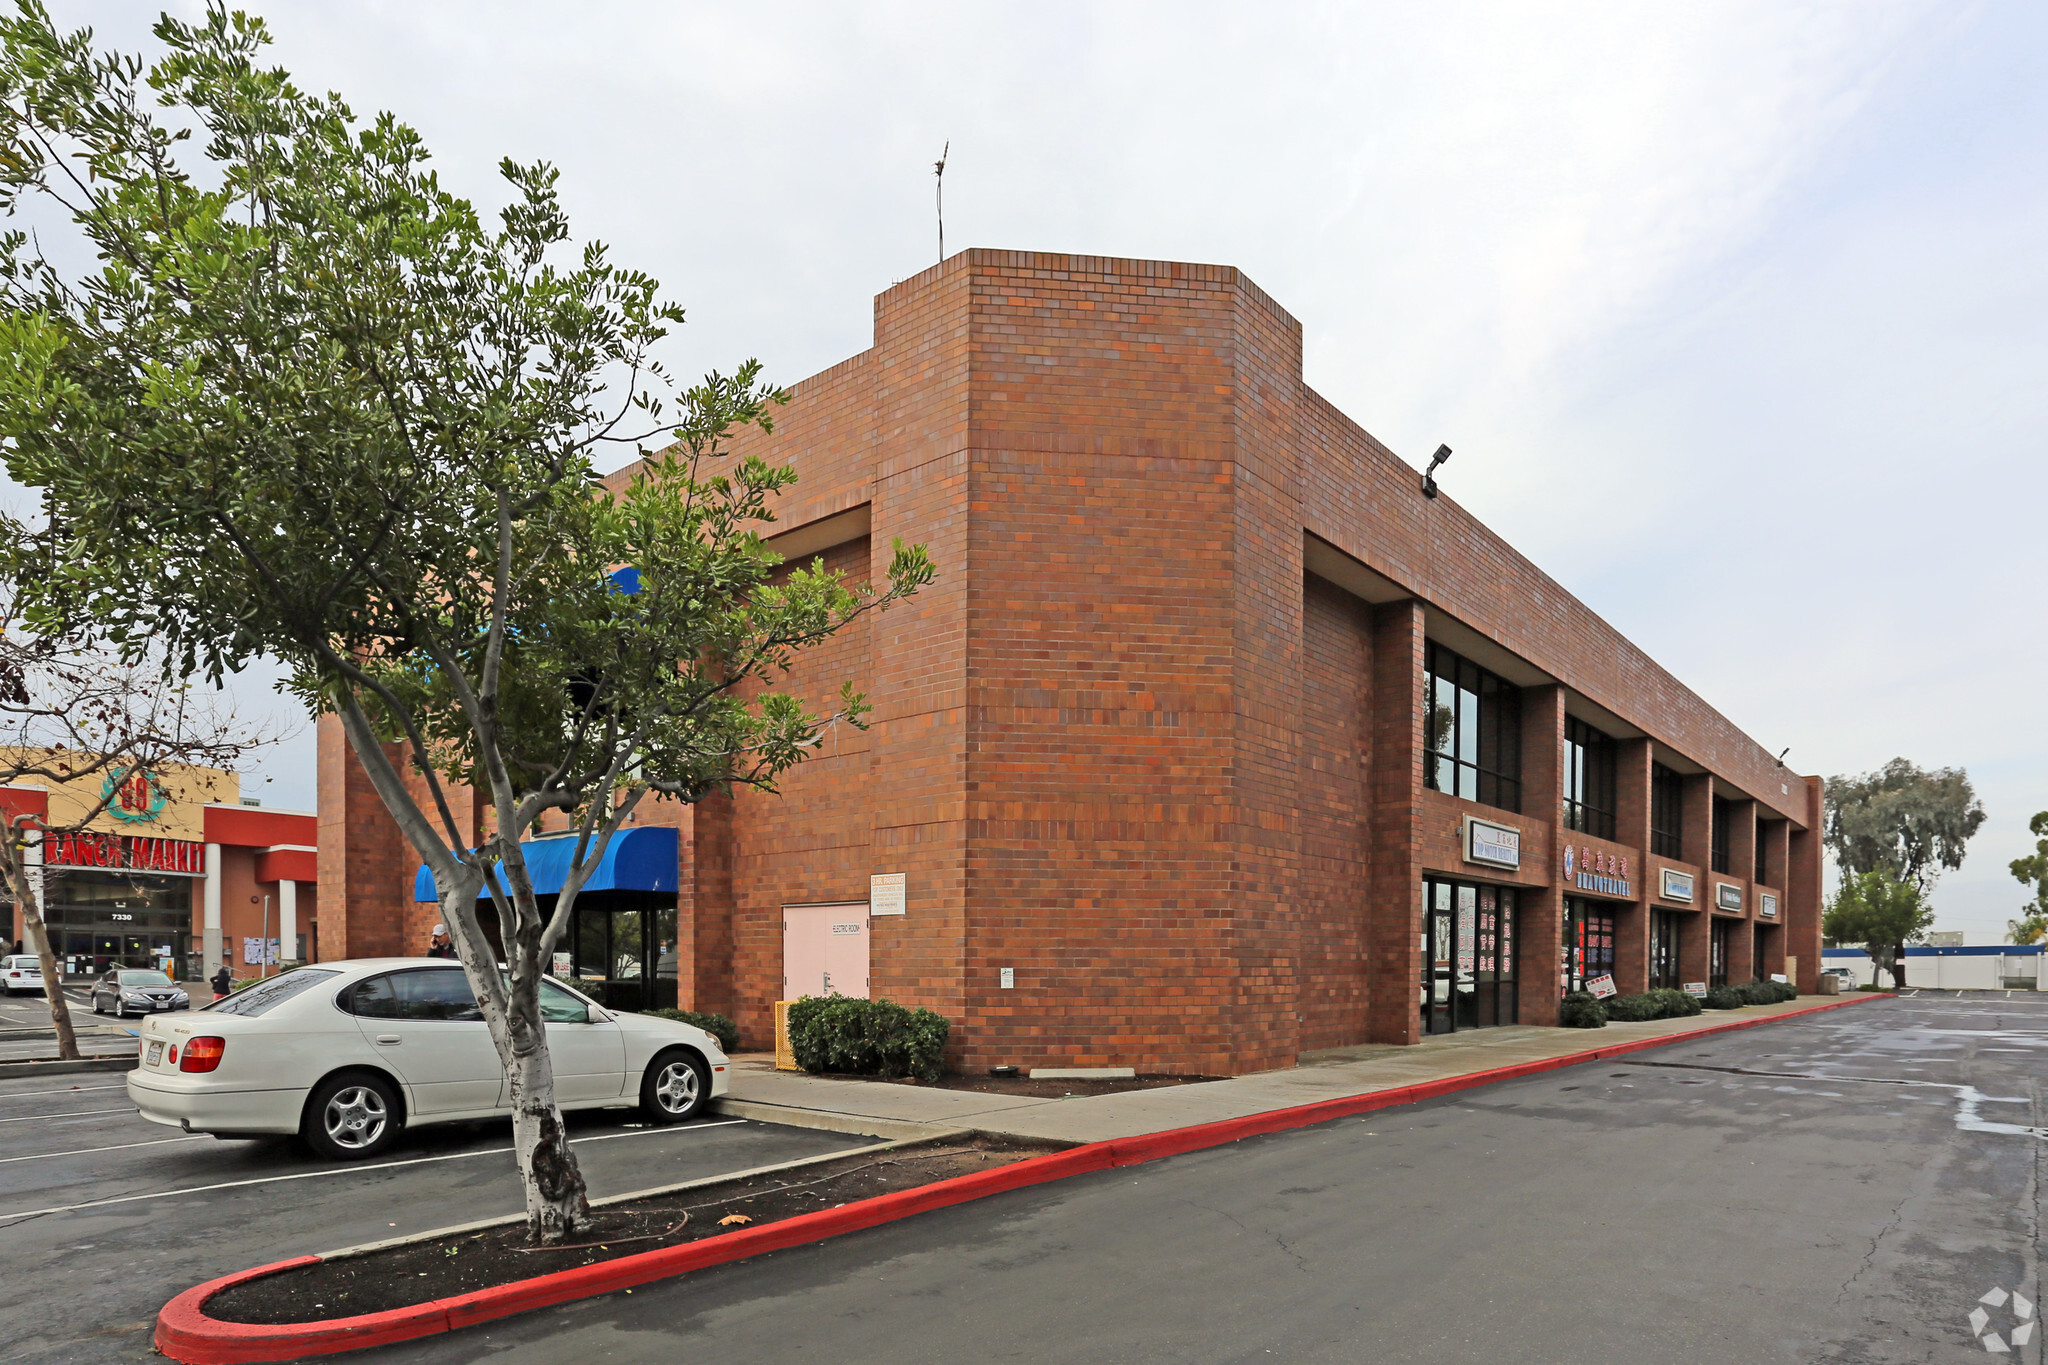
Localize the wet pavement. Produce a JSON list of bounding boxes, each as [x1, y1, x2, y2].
[[369, 993, 2046, 1364]]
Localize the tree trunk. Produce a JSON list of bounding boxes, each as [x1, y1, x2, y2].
[[505, 1024, 590, 1242], [3, 834, 79, 1061], [438, 886, 589, 1242]]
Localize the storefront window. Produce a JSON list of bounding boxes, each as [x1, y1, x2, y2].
[[1562, 718, 1617, 840], [41, 870, 195, 979], [1709, 919, 1730, 989], [1423, 643, 1522, 812], [1562, 896, 1616, 995], [1421, 878, 1518, 1034], [1650, 910, 1682, 990]]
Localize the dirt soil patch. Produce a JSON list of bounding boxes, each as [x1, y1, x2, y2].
[[822, 1071, 1222, 1098], [206, 1135, 1066, 1325]]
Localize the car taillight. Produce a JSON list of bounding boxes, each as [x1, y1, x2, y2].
[[180, 1037, 226, 1073]]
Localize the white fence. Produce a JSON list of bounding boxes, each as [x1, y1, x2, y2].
[[1825, 953, 2040, 990]]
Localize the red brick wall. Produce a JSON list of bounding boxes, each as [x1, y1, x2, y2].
[[1296, 575, 1372, 1051], [316, 248, 1824, 1074]]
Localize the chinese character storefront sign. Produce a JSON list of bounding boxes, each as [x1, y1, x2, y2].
[[1563, 843, 1631, 898]]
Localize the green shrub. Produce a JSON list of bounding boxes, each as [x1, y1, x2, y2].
[[1603, 992, 1661, 1023], [1702, 985, 1742, 1010], [1559, 991, 1607, 1028], [640, 1008, 740, 1055], [1646, 987, 1702, 1018], [786, 996, 951, 1082]]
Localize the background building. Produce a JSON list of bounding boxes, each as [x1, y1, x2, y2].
[[318, 250, 1825, 1073], [3, 754, 316, 981]]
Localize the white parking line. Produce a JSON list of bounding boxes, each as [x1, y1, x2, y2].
[[0, 1135, 206, 1164], [0, 1107, 132, 1124], [0, 1119, 753, 1221], [0, 1084, 127, 1101]]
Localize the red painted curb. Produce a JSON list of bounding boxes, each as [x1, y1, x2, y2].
[[155, 992, 1889, 1363]]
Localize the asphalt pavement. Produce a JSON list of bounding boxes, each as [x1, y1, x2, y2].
[[0, 1070, 884, 1363], [0, 983, 145, 1062], [363, 993, 2046, 1365]]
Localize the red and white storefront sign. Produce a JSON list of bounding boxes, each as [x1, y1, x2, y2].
[[43, 831, 207, 876]]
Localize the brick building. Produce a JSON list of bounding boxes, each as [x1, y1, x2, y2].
[[317, 250, 1823, 1075], [5, 754, 317, 982]]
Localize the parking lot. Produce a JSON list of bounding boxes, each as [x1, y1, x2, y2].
[[371, 994, 2044, 1365], [0, 1066, 880, 1363]]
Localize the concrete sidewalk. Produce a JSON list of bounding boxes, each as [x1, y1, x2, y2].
[[715, 995, 1881, 1144]]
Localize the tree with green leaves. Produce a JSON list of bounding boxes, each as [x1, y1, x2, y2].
[[2009, 812, 2048, 945], [1822, 758, 1984, 988], [1821, 869, 1932, 990], [1823, 758, 1986, 895], [0, 4, 931, 1242]]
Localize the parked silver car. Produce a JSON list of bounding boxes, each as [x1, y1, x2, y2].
[[91, 969, 190, 1017]]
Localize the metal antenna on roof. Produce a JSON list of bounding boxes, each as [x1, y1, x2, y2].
[[934, 140, 949, 262]]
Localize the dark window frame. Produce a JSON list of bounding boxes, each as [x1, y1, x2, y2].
[[1650, 763, 1684, 860], [1711, 797, 1734, 874], [1754, 821, 1771, 885], [1423, 643, 1523, 813], [1561, 717, 1618, 841]]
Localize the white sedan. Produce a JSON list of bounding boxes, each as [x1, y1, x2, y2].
[[127, 959, 730, 1160]]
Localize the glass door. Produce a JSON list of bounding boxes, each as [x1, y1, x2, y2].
[[1650, 911, 1681, 990], [1561, 898, 1616, 996], [1710, 920, 1730, 988], [569, 904, 678, 1012], [1423, 879, 1518, 1033], [1424, 883, 1454, 1035]]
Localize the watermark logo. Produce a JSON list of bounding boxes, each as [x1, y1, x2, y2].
[[1967, 1286, 2035, 1354]]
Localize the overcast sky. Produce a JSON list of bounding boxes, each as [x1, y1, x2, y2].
[[49, 1, 2048, 944]]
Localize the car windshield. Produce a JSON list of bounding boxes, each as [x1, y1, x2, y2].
[[207, 968, 340, 1017], [117, 971, 173, 987]]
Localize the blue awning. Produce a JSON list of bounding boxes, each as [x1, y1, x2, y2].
[[414, 825, 678, 902]]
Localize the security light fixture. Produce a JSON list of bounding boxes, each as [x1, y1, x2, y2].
[[1775, 747, 1790, 767], [1422, 444, 1451, 499]]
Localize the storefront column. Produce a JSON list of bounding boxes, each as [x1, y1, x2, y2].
[[278, 879, 298, 964], [202, 843, 223, 978], [20, 829, 42, 953], [1613, 739, 1652, 995], [1366, 600, 1426, 1044], [1518, 684, 1565, 1026], [1678, 774, 1715, 986], [1787, 776, 1825, 992]]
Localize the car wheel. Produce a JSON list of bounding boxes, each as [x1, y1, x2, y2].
[[639, 1050, 709, 1124], [91, 995, 103, 1015], [302, 1073, 403, 1161]]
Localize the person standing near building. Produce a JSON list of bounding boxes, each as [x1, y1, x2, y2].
[[427, 925, 455, 959], [209, 962, 233, 1003]]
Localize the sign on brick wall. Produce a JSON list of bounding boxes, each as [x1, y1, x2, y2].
[[870, 872, 906, 916], [1462, 817, 1521, 871]]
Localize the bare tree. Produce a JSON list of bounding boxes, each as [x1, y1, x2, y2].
[[0, 564, 275, 1059]]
